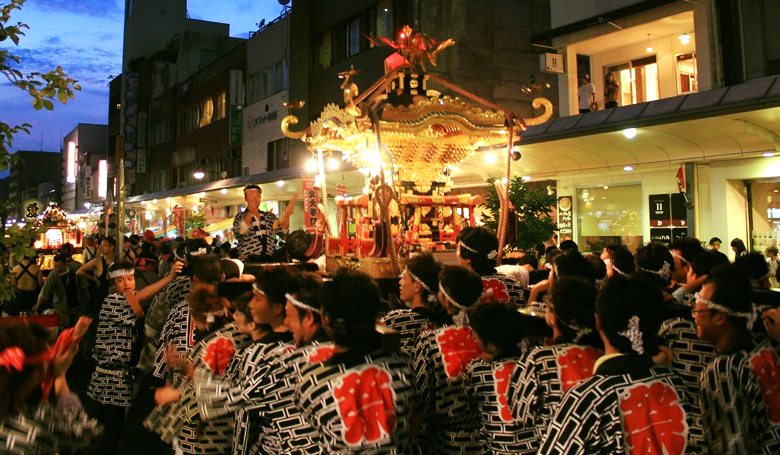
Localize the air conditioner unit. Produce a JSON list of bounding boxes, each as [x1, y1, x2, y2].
[[540, 53, 564, 74]]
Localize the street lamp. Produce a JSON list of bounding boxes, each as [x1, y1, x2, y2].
[[193, 169, 228, 180]]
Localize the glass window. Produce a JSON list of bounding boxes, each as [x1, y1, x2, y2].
[[317, 32, 332, 69], [249, 72, 262, 103], [606, 56, 659, 107], [176, 111, 187, 136], [215, 91, 226, 120], [346, 19, 360, 58], [199, 98, 214, 127], [748, 181, 780, 254], [677, 53, 697, 94], [577, 185, 644, 253], [267, 139, 288, 171], [376, 1, 393, 40], [188, 105, 199, 132]]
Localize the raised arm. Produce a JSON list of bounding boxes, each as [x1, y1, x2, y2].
[[76, 256, 102, 283], [136, 261, 183, 302]]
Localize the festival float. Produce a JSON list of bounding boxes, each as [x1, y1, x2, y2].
[[282, 26, 552, 279], [32, 202, 83, 272]]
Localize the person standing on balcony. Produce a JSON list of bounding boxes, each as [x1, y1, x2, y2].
[[578, 73, 596, 114], [604, 72, 620, 109], [232, 184, 294, 263]]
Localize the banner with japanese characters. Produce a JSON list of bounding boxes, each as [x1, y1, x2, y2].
[[302, 176, 320, 232]]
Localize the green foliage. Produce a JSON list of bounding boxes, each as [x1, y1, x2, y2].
[[0, 224, 39, 301], [0, 0, 81, 170], [482, 176, 557, 251], [185, 210, 207, 236], [0, 0, 80, 300]]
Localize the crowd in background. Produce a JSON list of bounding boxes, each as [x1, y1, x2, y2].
[[1, 225, 780, 453]]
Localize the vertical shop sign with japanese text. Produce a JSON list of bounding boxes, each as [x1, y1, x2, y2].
[[557, 197, 573, 237], [302, 176, 319, 232]]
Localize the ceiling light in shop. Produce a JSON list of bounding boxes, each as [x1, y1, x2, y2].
[[623, 128, 637, 139], [764, 152, 775, 157], [276, 180, 284, 187], [485, 153, 496, 164], [678, 33, 691, 45], [221, 189, 227, 195], [624, 165, 634, 171]]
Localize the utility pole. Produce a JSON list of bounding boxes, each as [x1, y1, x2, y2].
[[115, 134, 125, 251]]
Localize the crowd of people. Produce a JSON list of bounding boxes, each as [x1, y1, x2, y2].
[[2, 209, 780, 453]]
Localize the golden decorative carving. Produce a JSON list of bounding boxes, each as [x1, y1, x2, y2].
[[524, 97, 554, 126], [281, 115, 305, 139]]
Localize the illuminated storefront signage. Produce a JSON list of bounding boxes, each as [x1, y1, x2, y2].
[[66, 141, 77, 183], [98, 160, 107, 198]]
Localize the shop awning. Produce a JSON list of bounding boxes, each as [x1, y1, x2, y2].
[[204, 217, 233, 234], [451, 75, 780, 184]]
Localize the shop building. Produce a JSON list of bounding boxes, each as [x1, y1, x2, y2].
[[509, 0, 780, 258]]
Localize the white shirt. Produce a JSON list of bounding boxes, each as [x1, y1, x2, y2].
[[578, 82, 595, 110]]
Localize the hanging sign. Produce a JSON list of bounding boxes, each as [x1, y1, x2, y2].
[[557, 197, 573, 236], [649, 194, 671, 227], [302, 176, 319, 232]]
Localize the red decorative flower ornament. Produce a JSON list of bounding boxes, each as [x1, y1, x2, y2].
[[202, 337, 235, 375], [437, 327, 483, 379], [481, 278, 510, 304], [308, 345, 337, 363], [0, 347, 25, 372], [494, 361, 517, 422], [334, 366, 397, 446], [557, 346, 600, 392], [750, 347, 780, 423], [619, 381, 688, 455]]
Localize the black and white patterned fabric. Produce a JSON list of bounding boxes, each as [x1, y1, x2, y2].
[[195, 332, 305, 455], [0, 396, 103, 454], [658, 317, 716, 414], [294, 346, 417, 454], [700, 334, 780, 454], [246, 339, 331, 455], [509, 343, 602, 452], [87, 292, 138, 406], [380, 307, 438, 353], [411, 323, 483, 454], [145, 323, 250, 454], [539, 354, 702, 454], [465, 358, 536, 454], [480, 272, 524, 306], [145, 276, 191, 336], [153, 298, 194, 383], [232, 210, 282, 261]]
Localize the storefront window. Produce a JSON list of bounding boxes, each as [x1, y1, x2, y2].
[[748, 181, 780, 253], [577, 185, 643, 253], [606, 55, 659, 107], [676, 53, 697, 94]]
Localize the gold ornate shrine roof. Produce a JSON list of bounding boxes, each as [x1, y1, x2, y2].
[[282, 26, 552, 187]]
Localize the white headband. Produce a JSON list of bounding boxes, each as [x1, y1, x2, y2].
[[406, 269, 438, 303], [459, 240, 497, 260], [636, 261, 672, 281], [694, 292, 757, 329], [252, 282, 266, 296], [440, 284, 477, 326], [109, 268, 134, 279], [611, 264, 627, 276], [285, 292, 321, 314], [618, 315, 644, 355]]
